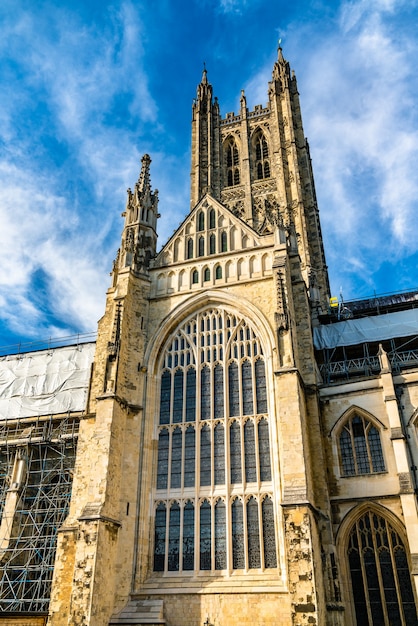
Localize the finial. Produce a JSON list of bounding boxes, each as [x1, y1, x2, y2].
[[202, 62, 208, 84], [138, 154, 152, 194]]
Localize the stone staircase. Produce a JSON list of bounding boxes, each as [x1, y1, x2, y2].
[[109, 598, 165, 625]]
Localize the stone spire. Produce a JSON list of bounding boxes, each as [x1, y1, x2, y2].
[[190, 67, 222, 208]]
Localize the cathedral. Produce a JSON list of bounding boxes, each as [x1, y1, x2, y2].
[[1, 47, 418, 626]]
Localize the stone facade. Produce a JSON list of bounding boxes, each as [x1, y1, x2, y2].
[[1, 47, 418, 626]]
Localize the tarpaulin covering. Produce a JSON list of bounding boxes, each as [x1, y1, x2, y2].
[[314, 309, 418, 350], [0, 343, 95, 420]]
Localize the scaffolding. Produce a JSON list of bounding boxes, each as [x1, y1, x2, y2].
[[0, 414, 80, 613]]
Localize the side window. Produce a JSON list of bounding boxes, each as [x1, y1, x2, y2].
[[339, 413, 385, 476]]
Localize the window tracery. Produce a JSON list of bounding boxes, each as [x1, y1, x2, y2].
[[347, 510, 417, 625], [153, 309, 276, 574], [253, 131, 270, 180], [339, 413, 385, 476], [224, 138, 240, 187]]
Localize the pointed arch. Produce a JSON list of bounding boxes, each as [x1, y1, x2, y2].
[[337, 504, 418, 626], [332, 406, 386, 477], [224, 136, 240, 187], [252, 129, 270, 180]]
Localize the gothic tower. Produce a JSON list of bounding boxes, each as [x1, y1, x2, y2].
[[48, 47, 343, 626]]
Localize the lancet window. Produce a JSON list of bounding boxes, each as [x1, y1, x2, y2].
[[339, 413, 385, 476], [224, 138, 240, 187], [253, 131, 270, 180], [153, 309, 277, 574]]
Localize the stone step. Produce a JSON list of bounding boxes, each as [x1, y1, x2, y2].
[[109, 598, 165, 625]]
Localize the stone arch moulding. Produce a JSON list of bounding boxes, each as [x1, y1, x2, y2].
[[144, 289, 278, 376], [329, 404, 387, 438]]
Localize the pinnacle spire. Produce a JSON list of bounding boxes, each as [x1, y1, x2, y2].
[[137, 153, 151, 195]]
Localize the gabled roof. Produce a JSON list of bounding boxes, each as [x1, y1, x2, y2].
[[153, 193, 273, 268]]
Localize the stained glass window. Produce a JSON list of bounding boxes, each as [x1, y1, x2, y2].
[[348, 511, 418, 626], [232, 499, 245, 569], [168, 503, 180, 571], [230, 421, 242, 484], [262, 497, 277, 568], [258, 419, 272, 482], [157, 429, 169, 489], [173, 370, 183, 423], [214, 423, 225, 485], [242, 360, 253, 415], [215, 500, 227, 570], [200, 500, 211, 570], [184, 426, 195, 488], [154, 503, 166, 571], [201, 366, 211, 421], [183, 502, 194, 571], [214, 364, 224, 418], [170, 429, 182, 489], [228, 362, 239, 417], [244, 420, 256, 483], [153, 309, 276, 574], [186, 368, 196, 422], [255, 359, 267, 414], [340, 414, 385, 476], [159, 371, 171, 424], [200, 425, 211, 487], [247, 497, 261, 569]]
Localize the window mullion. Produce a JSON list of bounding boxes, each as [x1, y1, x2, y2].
[[355, 519, 373, 626], [369, 513, 390, 626]]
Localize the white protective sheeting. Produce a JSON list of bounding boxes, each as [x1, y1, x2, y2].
[[0, 342, 95, 420], [314, 309, 418, 350]]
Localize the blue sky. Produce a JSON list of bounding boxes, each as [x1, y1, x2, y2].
[[1, 0, 418, 349]]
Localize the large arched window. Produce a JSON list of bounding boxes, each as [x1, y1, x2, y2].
[[253, 130, 270, 180], [347, 510, 417, 625], [224, 137, 240, 187], [339, 413, 385, 476], [153, 309, 276, 574]]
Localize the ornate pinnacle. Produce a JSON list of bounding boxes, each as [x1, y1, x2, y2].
[[137, 154, 152, 195]]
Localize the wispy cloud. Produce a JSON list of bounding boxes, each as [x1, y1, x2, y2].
[[243, 0, 418, 296], [0, 2, 160, 343]]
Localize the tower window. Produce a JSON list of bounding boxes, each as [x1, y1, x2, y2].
[[339, 413, 385, 476], [253, 131, 270, 180], [224, 138, 240, 187], [192, 270, 199, 284], [153, 310, 276, 574]]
